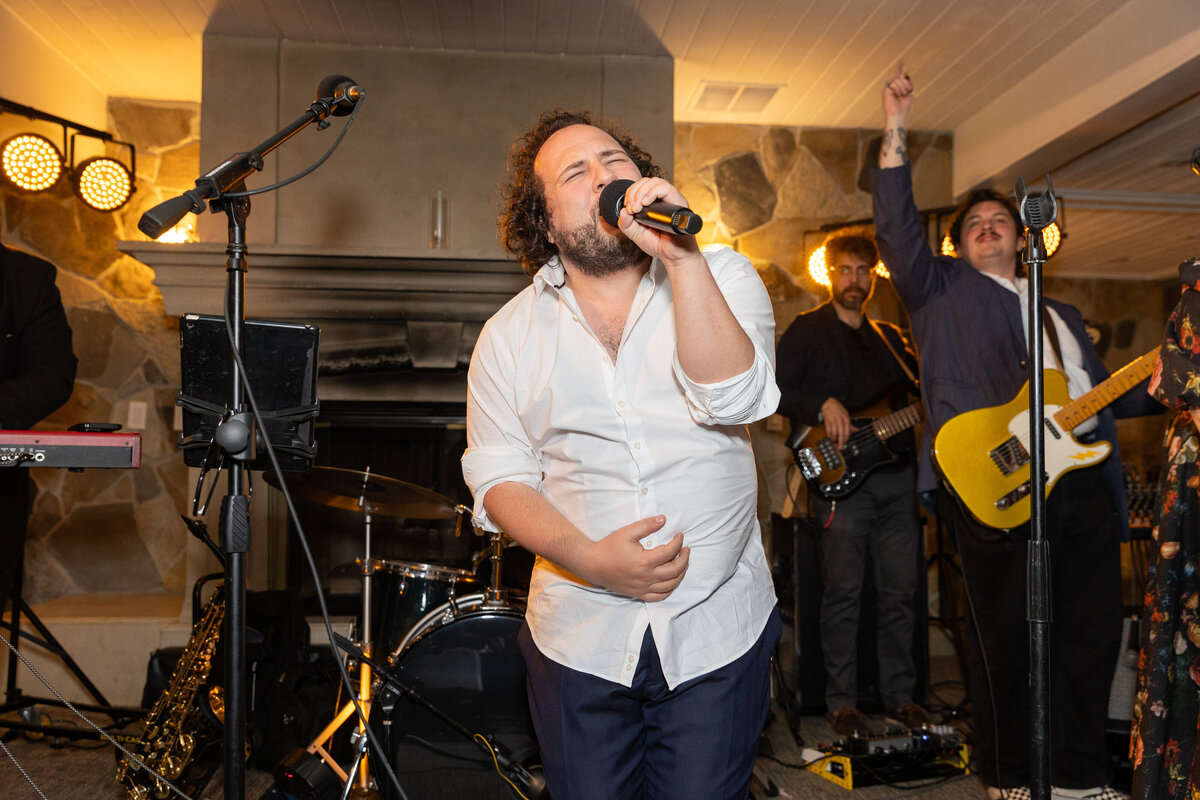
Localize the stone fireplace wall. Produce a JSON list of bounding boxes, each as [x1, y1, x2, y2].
[[1, 99, 200, 604]]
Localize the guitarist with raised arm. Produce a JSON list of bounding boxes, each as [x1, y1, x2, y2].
[[776, 232, 929, 737], [872, 64, 1159, 800]]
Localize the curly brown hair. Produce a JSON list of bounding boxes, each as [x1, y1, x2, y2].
[[498, 109, 663, 277]]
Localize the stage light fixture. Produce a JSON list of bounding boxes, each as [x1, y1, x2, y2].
[[73, 155, 134, 211], [1, 97, 136, 213], [1, 133, 63, 192]]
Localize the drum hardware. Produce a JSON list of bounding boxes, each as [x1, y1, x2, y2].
[[366, 558, 478, 661], [265, 467, 537, 799], [482, 529, 510, 605], [274, 466, 473, 800], [334, 631, 547, 800]]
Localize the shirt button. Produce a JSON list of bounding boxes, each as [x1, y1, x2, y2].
[[634, 441, 642, 449], [627, 654, 635, 662], [624, 664, 632, 671], [618, 401, 626, 408], [641, 487, 648, 495]]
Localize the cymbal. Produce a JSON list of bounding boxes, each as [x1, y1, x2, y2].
[[263, 466, 461, 519]]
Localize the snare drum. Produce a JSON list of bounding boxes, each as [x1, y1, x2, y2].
[[370, 595, 542, 800], [369, 560, 478, 660]]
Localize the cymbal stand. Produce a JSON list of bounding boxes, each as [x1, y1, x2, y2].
[[353, 468, 375, 797], [295, 468, 379, 796]]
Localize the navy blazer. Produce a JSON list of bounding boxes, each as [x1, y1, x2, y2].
[[871, 164, 1158, 537]]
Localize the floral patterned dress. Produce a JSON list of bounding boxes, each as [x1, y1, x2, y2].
[[1132, 257, 1200, 800]]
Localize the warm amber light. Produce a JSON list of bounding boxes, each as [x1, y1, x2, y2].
[[808, 245, 888, 287], [73, 156, 133, 211], [1, 134, 63, 192]]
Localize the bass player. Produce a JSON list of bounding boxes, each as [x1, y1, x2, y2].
[[776, 232, 930, 737]]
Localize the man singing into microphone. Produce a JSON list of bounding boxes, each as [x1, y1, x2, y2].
[[462, 109, 780, 800]]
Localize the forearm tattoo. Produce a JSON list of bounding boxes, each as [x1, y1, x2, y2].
[[883, 127, 908, 163]]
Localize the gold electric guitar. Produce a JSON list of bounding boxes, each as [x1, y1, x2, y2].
[[933, 346, 1160, 529]]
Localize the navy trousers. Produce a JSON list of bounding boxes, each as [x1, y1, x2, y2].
[[518, 606, 781, 800]]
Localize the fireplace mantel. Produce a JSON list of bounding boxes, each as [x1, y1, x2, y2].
[[119, 241, 531, 402], [117, 241, 529, 322]]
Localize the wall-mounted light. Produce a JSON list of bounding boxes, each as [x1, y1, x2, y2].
[[0, 97, 136, 212]]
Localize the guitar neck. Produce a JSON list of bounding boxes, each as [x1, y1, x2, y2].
[[869, 402, 924, 440], [1054, 346, 1160, 430]]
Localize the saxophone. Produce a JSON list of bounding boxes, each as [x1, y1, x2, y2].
[[116, 588, 225, 800]]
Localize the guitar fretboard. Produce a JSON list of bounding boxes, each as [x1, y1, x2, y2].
[[871, 403, 924, 440], [1054, 346, 1160, 431]]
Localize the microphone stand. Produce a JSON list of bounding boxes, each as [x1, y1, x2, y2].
[[1018, 177, 1054, 800], [143, 91, 354, 800]]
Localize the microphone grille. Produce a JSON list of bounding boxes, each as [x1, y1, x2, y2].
[[598, 180, 634, 228], [316, 74, 358, 117]]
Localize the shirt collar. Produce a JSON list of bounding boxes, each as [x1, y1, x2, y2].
[[533, 255, 567, 296], [532, 254, 662, 296], [983, 271, 1026, 295]]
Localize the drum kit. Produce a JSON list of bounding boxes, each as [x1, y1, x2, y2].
[[265, 466, 546, 800]]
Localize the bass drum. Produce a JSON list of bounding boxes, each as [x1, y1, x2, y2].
[[370, 594, 545, 800]]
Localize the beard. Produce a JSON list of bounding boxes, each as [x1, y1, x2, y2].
[[549, 211, 647, 278], [833, 285, 868, 310]]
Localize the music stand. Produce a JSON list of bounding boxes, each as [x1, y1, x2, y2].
[[177, 313, 320, 474]]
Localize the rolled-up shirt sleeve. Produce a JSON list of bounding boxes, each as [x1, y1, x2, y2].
[[462, 318, 542, 532], [673, 248, 780, 425]]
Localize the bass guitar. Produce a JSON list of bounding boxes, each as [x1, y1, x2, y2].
[[933, 346, 1160, 529], [791, 396, 923, 499]]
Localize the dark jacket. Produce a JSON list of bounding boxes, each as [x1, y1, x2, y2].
[[0, 246, 77, 429], [776, 301, 917, 427]]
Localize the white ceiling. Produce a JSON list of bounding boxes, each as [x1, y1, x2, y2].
[[3, 0, 1200, 279]]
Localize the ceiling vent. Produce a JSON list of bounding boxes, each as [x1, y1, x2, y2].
[[690, 81, 781, 114]]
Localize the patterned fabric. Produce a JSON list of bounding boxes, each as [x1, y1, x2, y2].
[[1131, 257, 1200, 799]]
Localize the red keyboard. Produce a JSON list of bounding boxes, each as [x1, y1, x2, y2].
[[0, 430, 142, 469]]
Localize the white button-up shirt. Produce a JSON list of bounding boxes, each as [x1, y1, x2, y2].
[[987, 273, 1098, 435], [462, 247, 779, 689]]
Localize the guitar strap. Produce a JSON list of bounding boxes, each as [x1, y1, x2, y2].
[[866, 316, 919, 391], [1040, 305, 1065, 372]]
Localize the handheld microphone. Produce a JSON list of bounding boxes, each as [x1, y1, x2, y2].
[[599, 179, 703, 235], [1015, 174, 1057, 231], [314, 74, 363, 117]]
